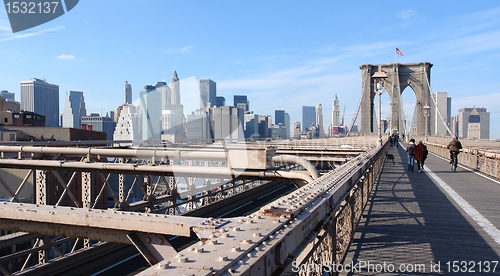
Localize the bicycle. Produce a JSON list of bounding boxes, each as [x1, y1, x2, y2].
[[450, 151, 458, 172]]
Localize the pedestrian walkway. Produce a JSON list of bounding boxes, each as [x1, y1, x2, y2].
[[341, 144, 500, 275]]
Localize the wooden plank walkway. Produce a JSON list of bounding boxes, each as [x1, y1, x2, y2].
[[341, 144, 500, 275]]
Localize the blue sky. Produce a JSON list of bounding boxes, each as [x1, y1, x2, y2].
[[1, 1, 500, 138]]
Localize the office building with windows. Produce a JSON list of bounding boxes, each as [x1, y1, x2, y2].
[[302, 106, 316, 132], [124, 81, 132, 104], [20, 78, 59, 127], [200, 79, 217, 109], [62, 91, 86, 128]]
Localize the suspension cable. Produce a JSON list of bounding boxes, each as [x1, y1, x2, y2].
[[423, 63, 453, 136], [350, 64, 368, 133]]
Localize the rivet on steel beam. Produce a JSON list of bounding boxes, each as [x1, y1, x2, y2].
[[238, 219, 245, 223], [209, 240, 218, 245], [178, 256, 188, 263], [232, 247, 240, 252], [273, 219, 281, 223], [157, 261, 170, 269], [198, 241, 205, 246], [219, 256, 228, 261], [219, 228, 227, 233], [145, 237, 151, 243], [253, 232, 261, 237], [203, 266, 213, 271], [246, 219, 253, 224], [195, 248, 204, 253], [229, 268, 236, 273], [233, 227, 240, 232], [209, 234, 216, 239], [247, 253, 253, 258], [157, 238, 163, 244], [221, 233, 230, 238], [243, 239, 252, 244]]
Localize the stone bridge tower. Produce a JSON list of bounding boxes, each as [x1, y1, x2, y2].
[[359, 62, 432, 136]]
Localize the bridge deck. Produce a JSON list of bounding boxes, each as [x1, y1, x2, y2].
[[342, 144, 500, 275]]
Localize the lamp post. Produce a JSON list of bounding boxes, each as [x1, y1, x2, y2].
[[423, 103, 430, 142], [372, 65, 388, 146]]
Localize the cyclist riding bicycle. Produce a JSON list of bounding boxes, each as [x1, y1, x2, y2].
[[446, 136, 462, 165]]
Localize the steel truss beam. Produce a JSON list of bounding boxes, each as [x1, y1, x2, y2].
[[0, 144, 384, 275]]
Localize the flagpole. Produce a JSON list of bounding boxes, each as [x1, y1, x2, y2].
[[394, 47, 397, 65]]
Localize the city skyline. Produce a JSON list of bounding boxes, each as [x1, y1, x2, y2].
[[1, 2, 500, 137]]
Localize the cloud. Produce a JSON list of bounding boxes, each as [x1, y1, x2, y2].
[[397, 9, 417, 19], [0, 19, 11, 34], [180, 45, 195, 52], [1, 26, 65, 42], [56, 54, 76, 61], [163, 45, 195, 54]]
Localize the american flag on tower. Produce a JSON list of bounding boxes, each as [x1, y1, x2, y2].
[[396, 48, 404, 56]]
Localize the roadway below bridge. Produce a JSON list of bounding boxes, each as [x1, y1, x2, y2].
[[341, 143, 500, 275]]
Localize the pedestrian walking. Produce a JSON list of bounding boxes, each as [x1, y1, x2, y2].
[[414, 140, 428, 172], [406, 138, 416, 172]]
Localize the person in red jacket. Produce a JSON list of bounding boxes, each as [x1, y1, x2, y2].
[[414, 140, 428, 172]]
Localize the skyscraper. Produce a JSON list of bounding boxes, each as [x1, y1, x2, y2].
[[124, 81, 132, 104], [216, 96, 225, 107], [0, 90, 15, 103], [467, 107, 481, 139], [162, 71, 185, 141], [302, 106, 315, 132], [332, 94, 340, 127], [186, 109, 210, 140], [431, 92, 451, 135], [62, 91, 86, 128], [244, 113, 259, 139], [275, 110, 285, 125], [458, 107, 490, 139], [171, 71, 180, 105], [20, 78, 59, 127], [316, 103, 325, 138], [81, 113, 116, 140], [113, 104, 139, 141], [200, 79, 217, 109], [140, 84, 163, 140], [210, 106, 243, 140], [234, 95, 249, 112], [258, 116, 272, 138], [275, 110, 290, 138]]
